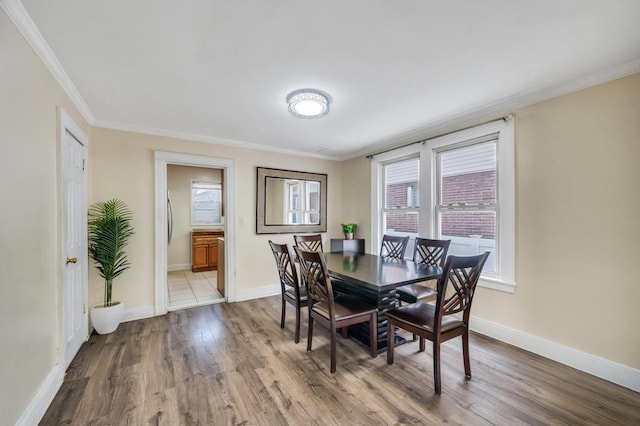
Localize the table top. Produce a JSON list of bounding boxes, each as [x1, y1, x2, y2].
[[324, 252, 442, 292]]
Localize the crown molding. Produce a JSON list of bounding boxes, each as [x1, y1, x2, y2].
[[3, 0, 638, 161], [92, 119, 341, 161], [348, 58, 640, 161], [1, 0, 95, 125]]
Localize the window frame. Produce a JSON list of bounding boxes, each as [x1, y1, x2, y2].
[[371, 118, 515, 292]]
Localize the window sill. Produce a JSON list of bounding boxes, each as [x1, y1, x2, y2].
[[478, 276, 516, 294]]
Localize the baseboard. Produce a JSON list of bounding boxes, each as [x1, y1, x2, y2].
[[167, 263, 191, 272], [470, 316, 640, 392], [235, 284, 280, 302], [123, 305, 156, 322], [16, 364, 64, 426]]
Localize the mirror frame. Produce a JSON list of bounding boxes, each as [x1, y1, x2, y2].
[[256, 167, 327, 234]]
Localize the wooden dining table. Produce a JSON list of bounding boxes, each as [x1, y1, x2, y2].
[[324, 251, 442, 352]]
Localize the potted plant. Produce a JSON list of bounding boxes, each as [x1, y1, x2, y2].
[[341, 223, 357, 240], [88, 199, 134, 334]]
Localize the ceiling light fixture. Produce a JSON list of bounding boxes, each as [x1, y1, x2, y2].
[[286, 89, 329, 119]]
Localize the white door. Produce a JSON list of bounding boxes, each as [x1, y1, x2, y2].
[[62, 124, 88, 369]]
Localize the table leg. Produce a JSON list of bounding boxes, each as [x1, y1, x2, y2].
[[331, 279, 407, 352]]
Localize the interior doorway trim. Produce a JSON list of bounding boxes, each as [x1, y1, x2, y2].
[[154, 151, 236, 316]]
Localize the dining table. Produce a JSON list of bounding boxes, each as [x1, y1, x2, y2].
[[323, 251, 442, 352]]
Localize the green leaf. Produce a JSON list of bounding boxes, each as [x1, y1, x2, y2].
[[88, 199, 134, 305]]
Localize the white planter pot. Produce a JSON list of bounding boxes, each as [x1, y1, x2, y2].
[[90, 302, 124, 334]]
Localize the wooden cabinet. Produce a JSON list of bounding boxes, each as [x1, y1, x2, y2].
[[192, 230, 224, 272]]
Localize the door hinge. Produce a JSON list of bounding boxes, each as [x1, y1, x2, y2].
[[83, 304, 86, 314], [82, 159, 85, 171]]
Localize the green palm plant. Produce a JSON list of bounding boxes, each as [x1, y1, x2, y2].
[[88, 199, 134, 307]]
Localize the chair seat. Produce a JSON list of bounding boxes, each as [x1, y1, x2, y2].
[[312, 295, 377, 321], [386, 303, 463, 334], [397, 282, 437, 304], [284, 286, 307, 303]]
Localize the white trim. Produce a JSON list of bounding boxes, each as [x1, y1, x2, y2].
[[94, 119, 339, 160], [235, 284, 281, 302], [15, 364, 64, 426], [471, 317, 640, 393], [123, 305, 156, 322], [154, 151, 236, 316], [167, 263, 191, 272], [347, 58, 640, 161], [3, 0, 639, 162], [478, 277, 516, 294], [168, 298, 225, 312], [1, 0, 95, 125]]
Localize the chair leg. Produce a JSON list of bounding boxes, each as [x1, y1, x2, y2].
[[386, 322, 395, 364], [369, 313, 377, 357], [341, 327, 348, 338], [294, 305, 301, 344], [280, 297, 286, 329], [307, 315, 314, 352], [462, 329, 471, 379], [419, 336, 425, 352], [330, 325, 337, 373], [433, 340, 441, 394]]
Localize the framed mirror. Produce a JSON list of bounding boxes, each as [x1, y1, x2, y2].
[[256, 167, 327, 234]]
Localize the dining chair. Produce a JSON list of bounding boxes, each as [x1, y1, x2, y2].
[[269, 241, 308, 343], [386, 251, 490, 394], [397, 238, 451, 304], [294, 234, 324, 253], [380, 234, 409, 260], [294, 247, 378, 373]]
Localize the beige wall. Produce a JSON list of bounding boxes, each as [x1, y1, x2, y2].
[[88, 128, 344, 308], [167, 165, 223, 268], [0, 10, 90, 424], [347, 73, 640, 369], [341, 156, 373, 247], [473, 73, 640, 368]]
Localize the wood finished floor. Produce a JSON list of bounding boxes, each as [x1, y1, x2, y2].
[[42, 296, 640, 425]]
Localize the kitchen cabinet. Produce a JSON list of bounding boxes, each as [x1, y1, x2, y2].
[[192, 230, 224, 272]]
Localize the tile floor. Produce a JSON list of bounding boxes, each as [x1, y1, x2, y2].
[[168, 269, 224, 310]]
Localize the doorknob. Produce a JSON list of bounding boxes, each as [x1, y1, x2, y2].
[[66, 257, 77, 264]]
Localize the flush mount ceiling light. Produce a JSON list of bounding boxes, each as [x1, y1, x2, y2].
[[286, 89, 329, 119]]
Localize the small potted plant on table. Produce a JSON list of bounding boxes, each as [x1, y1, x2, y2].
[[341, 223, 357, 240], [88, 199, 134, 334]]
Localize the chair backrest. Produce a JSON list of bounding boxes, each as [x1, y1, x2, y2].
[[268, 241, 301, 297], [294, 247, 335, 313], [380, 235, 409, 260], [434, 252, 490, 329], [294, 234, 324, 253], [413, 238, 451, 267]]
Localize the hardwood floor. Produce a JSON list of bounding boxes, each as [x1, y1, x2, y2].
[[41, 296, 639, 425]]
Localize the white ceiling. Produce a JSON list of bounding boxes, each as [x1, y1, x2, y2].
[[15, 0, 640, 159]]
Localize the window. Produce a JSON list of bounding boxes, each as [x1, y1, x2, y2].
[[382, 157, 420, 257], [191, 181, 222, 226], [371, 118, 515, 292], [437, 140, 497, 274], [286, 180, 320, 225]]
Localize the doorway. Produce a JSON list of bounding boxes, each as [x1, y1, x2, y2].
[[154, 151, 236, 316], [167, 165, 224, 310]]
